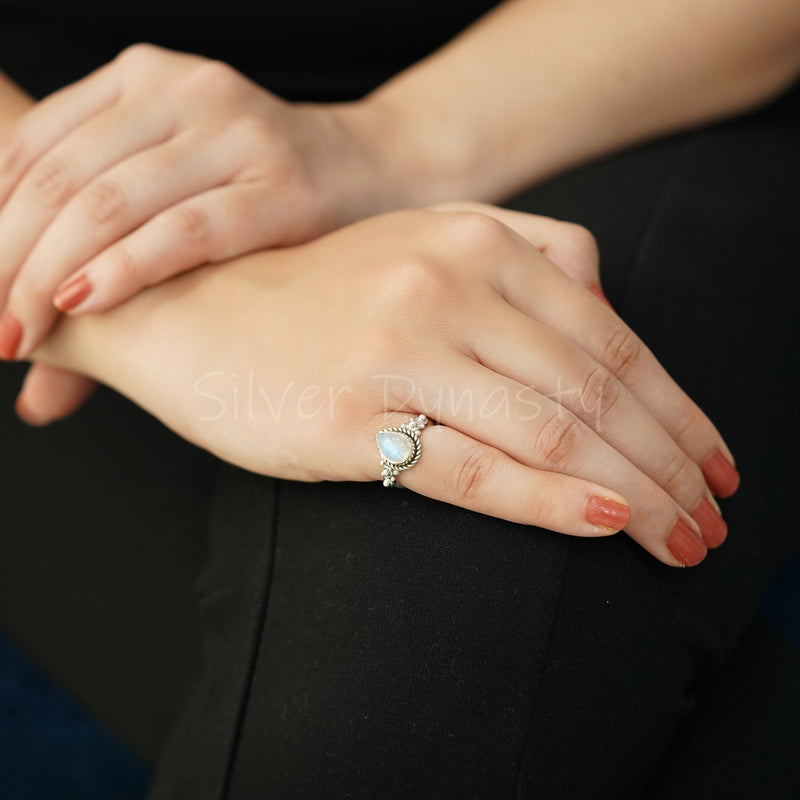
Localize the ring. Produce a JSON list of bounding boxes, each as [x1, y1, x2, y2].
[[376, 414, 429, 488]]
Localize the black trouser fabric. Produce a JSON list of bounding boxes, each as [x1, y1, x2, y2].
[[1, 86, 799, 799]]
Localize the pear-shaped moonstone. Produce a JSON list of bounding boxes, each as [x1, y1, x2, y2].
[[377, 431, 414, 465]]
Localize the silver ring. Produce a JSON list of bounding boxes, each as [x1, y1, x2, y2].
[[376, 414, 429, 488]]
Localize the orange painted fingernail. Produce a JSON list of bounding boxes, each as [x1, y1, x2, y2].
[[585, 496, 631, 530], [0, 312, 23, 360], [692, 497, 727, 548], [54, 273, 92, 312], [588, 285, 613, 309], [702, 451, 740, 498], [667, 518, 707, 567]]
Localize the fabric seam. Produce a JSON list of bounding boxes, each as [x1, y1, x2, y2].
[[220, 479, 282, 800], [513, 538, 572, 799]]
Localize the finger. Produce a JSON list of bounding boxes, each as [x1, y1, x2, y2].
[[430, 201, 608, 299], [468, 300, 727, 547], [396, 361, 706, 567], [52, 184, 281, 317], [0, 100, 176, 313], [495, 238, 739, 498], [3, 134, 241, 357], [15, 364, 97, 426], [358, 413, 631, 537], [0, 60, 121, 209]]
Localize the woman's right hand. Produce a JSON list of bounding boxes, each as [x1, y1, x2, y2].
[[36, 207, 736, 566], [0, 44, 399, 361]]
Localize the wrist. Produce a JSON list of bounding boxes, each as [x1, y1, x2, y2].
[[322, 93, 489, 212]]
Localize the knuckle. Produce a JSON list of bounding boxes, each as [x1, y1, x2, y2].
[[264, 158, 312, 198], [578, 367, 622, 422], [26, 157, 72, 206], [228, 113, 280, 153], [84, 179, 127, 225], [203, 59, 240, 84], [373, 257, 451, 310], [116, 42, 161, 68], [529, 481, 559, 524], [452, 445, 498, 503], [108, 243, 139, 279], [185, 60, 243, 98], [535, 411, 583, 469], [601, 326, 642, 379], [659, 449, 699, 497], [627, 492, 663, 535], [669, 404, 704, 445], [437, 210, 512, 255], [658, 450, 692, 496], [170, 204, 212, 242], [560, 222, 599, 265]]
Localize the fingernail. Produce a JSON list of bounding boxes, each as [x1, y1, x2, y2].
[[667, 518, 707, 567], [588, 285, 613, 309], [54, 273, 92, 312], [585, 496, 631, 530], [14, 394, 48, 427], [0, 311, 23, 360], [702, 451, 740, 498], [692, 497, 727, 548]]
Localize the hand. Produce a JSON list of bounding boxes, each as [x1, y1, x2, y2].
[[35, 206, 736, 566], [13, 203, 610, 424], [0, 47, 609, 421], [0, 43, 393, 361]]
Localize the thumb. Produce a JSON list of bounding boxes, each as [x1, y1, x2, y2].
[[15, 364, 98, 426]]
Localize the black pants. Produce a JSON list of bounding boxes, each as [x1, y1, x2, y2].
[[1, 86, 799, 800]]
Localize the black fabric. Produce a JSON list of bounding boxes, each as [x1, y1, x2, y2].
[[0, 375, 215, 761], [0, 0, 500, 100], [1, 5, 799, 798], [151, 91, 800, 799]]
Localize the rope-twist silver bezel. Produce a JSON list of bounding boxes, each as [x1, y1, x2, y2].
[[378, 414, 428, 488]]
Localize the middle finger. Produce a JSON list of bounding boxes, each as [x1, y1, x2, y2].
[[468, 298, 726, 547]]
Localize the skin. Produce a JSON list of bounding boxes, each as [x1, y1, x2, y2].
[[0, 0, 799, 359], [31, 206, 729, 565], [2, 0, 788, 559]]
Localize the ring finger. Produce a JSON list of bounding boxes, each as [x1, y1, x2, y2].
[[400, 362, 707, 567], [358, 411, 633, 538]]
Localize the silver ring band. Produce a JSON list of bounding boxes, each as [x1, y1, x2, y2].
[[376, 414, 429, 488]]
